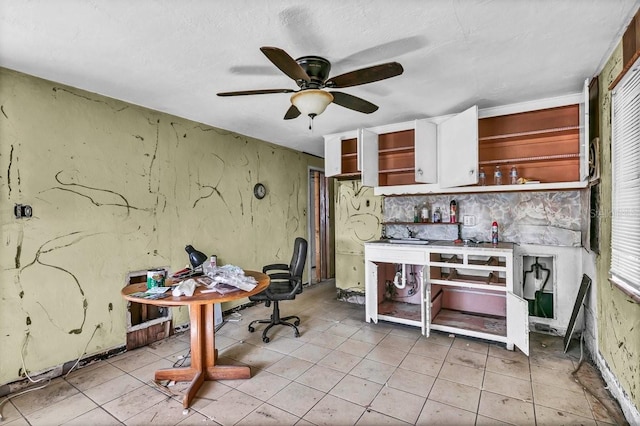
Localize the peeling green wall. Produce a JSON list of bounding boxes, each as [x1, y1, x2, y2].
[[334, 180, 382, 293], [597, 42, 640, 409], [0, 68, 322, 385]]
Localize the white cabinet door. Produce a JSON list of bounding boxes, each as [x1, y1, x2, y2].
[[324, 135, 342, 177], [415, 119, 438, 183], [421, 265, 431, 337], [506, 292, 530, 356], [364, 260, 379, 323], [359, 128, 379, 187], [438, 105, 479, 188], [579, 78, 590, 181]]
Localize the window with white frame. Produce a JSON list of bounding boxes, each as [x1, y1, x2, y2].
[[610, 58, 640, 302]]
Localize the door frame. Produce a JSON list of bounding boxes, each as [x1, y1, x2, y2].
[[307, 166, 332, 285]]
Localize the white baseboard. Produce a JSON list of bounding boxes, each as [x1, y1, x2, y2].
[[594, 351, 640, 424]]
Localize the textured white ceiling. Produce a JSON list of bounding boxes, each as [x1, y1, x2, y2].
[[1, 0, 639, 157]]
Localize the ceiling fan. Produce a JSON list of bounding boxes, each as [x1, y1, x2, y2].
[[217, 46, 404, 127]]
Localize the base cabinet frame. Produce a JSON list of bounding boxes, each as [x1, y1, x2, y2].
[[364, 242, 529, 355]]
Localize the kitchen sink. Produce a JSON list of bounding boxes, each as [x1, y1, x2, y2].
[[385, 238, 429, 245]]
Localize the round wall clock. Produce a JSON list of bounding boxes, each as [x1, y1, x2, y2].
[[253, 183, 266, 199]]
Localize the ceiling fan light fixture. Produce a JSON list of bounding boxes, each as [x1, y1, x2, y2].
[[290, 89, 334, 118]]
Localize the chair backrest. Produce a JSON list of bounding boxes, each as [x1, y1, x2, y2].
[[289, 237, 308, 279]]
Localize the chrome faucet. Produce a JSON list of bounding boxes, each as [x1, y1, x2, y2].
[[406, 226, 415, 238]]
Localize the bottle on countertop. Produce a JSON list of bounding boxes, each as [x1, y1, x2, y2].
[[420, 202, 430, 223], [494, 165, 502, 185], [510, 166, 518, 185], [478, 167, 486, 186], [449, 200, 457, 223], [433, 207, 442, 223], [491, 221, 499, 245]]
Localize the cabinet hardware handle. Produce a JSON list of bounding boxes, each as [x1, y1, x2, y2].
[[469, 169, 475, 175], [417, 169, 423, 175]]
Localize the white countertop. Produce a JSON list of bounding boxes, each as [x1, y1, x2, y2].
[[366, 240, 515, 250]]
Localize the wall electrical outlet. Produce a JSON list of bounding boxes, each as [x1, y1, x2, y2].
[[463, 215, 476, 226]]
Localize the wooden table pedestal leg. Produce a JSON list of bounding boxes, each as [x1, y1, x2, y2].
[[154, 303, 251, 409]]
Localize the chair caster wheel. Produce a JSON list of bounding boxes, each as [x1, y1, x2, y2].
[[248, 326, 255, 333], [294, 320, 300, 326], [263, 336, 270, 343]]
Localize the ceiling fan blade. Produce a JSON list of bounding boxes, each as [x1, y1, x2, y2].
[[217, 88, 295, 97], [284, 105, 301, 120], [327, 62, 404, 88], [330, 91, 378, 114], [260, 46, 311, 82]]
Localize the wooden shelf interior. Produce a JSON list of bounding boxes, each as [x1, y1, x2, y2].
[[478, 105, 580, 183], [378, 130, 419, 186], [377, 300, 422, 322], [436, 270, 507, 286], [340, 138, 358, 175], [431, 308, 506, 336], [431, 286, 507, 336], [337, 131, 421, 185], [431, 254, 506, 268]]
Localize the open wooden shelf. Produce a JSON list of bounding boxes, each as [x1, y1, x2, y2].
[[377, 300, 422, 322], [431, 308, 506, 336], [431, 255, 506, 268], [340, 138, 359, 175], [478, 104, 581, 184], [378, 129, 419, 186], [432, 271, 507, 287]]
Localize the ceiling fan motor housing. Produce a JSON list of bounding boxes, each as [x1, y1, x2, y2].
[[295, 56, 331, 89]]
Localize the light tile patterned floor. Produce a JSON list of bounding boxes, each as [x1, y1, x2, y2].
[[0, 280, 626, 425]]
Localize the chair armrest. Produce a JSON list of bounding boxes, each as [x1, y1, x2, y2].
[[263, 263, 289, 273], [267, 272, 293, 281], [265, 275, 302, 299]]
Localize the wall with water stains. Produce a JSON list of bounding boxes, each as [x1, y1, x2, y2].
[[334, 180, 382, 295], [0, 68, 322, 385], [596, 41, 639, 411]]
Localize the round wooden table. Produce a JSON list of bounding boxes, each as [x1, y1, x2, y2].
[[121, 270, 269, 409]]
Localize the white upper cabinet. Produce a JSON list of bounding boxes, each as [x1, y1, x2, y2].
[[437, 105, 479, 188], [414, 119, 437, 183], [359, 128, 379, 187], [324, 128, 378, 186], [325, 87, 590, 195], [324, 134, 343, 178], [376, 105, 479, 195], [414, 105, 478, 187], [324, 129, 357, 178]]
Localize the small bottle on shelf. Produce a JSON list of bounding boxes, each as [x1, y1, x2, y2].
[[478, 168, 486, 186], [420, 202, 430, 223], [449, 200, 457, 223], [510, 166, 518, 184], [433, 207, 442, 223], [494, 165, 502, 185], [413, 205, 420, 223], [491, 221, 499, 245]]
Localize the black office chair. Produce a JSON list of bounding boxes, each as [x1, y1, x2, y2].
[[248, 237, 308, 343]]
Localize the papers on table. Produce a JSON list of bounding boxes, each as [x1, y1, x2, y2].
[[204, 265, 258, 292], [146, 286, 171, 294]]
